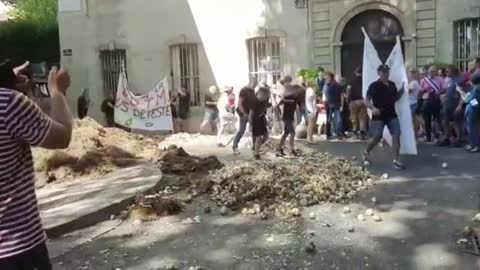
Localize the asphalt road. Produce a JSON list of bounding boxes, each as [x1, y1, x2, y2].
[[51, 140, 480, 270]]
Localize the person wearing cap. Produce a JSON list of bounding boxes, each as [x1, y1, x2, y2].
[[464, 72, 480, 152], [362, 65, 406, 170], [217, 86, 236, 147], [200, 85, 219, 134], [347, 67, 367, 140], [419, 65, 446, 142]]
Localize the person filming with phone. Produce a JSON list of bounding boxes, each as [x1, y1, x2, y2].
[[0, 60, 73, 270]]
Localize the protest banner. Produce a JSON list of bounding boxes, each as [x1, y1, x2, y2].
[[114, 69, 173, 131], [362, 28, 417, 155], [383, 36, 417, 155]]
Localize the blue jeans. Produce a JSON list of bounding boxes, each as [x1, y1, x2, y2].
[[326, 104, 342, 137], [233, 115, 248, 148], [466, 110, 480, 148]]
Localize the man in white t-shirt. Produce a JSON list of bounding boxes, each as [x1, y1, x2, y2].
[[305, 81, 317, 143]]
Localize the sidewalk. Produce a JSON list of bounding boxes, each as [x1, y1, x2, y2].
[[37, 164, 162, 238]]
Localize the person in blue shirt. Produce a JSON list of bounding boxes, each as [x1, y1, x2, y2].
[[464, 72, 480, 152], [437, 66, 464, 147]]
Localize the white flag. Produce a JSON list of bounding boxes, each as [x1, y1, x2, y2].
[[362, 27, 382, 99], [383, 36, 417, 155]]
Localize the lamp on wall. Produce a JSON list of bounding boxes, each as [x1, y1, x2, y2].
[[294, 0, 308, 9]]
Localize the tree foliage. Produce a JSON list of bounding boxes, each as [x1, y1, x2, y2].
[[6, 0, 57, 27], [0, 0, 59, 64]]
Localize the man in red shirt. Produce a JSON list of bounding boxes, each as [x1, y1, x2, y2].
[[0, 62, 73, 270]]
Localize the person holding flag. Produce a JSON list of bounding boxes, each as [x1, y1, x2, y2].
[[362, 65, 406, 170]]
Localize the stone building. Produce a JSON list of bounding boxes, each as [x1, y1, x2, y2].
[[58, 0, 480, 129]]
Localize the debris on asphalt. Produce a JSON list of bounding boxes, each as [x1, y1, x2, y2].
[[308, 212, 316, 219], [164, 264, 178, 270], [304, 241, 316, 254], [363, 161, 370, 167], [219, 206, 229, 216], [210, 153, 376, 217], [127, 195, 183, 221], [472, 214, 480, 222], [322, 223, 331, 228], [371, 197, 377, 204], [348, 226, 355, 233], [442, 162, 448, 168], [365, 209, 374, 216], [157, 145, 222, 174], [188, 266, 206, 270], [343, 206, 352, 214], [357, 214, 366, 221], [372, 215, 383, 222], [382, 173, 389, 180]]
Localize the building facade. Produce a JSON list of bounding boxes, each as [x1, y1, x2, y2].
[[58, 0, 480, 129]]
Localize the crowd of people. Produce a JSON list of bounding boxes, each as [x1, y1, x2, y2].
[[168, 58, 480, 167]]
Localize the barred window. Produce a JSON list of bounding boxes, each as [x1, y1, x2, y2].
[[170, 43, 200, 105], [455, 18, 480, 72], [100, 49, 127, 98], [247, 37, 282, 86]]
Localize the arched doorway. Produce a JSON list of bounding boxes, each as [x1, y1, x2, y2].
[[341, 9, 404, 81]]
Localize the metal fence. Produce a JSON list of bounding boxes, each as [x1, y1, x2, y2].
[[455, 17, 480, 72], [100, 49, 127, 98], [169, 43, 200, 105]]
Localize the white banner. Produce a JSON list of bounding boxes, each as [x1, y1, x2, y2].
[[362, 28, 383, 99], [362, 29, 417, 155], [383, 37, 417, 155], [114, 70, 173, 131]]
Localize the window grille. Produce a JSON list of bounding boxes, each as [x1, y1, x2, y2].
[[455, 18, 480, 72], [247, 37, 282, 87], [100, 49, 127, 98], [170, 43, 200, 105]]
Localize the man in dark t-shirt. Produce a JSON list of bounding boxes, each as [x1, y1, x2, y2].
[[232, 86, 256, 153], [363, 65, 405, 170], [276, 75, 299, 156]]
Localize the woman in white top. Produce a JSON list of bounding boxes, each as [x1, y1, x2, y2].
[[408, 68, 421, 138], [305, 80, 318, 143]]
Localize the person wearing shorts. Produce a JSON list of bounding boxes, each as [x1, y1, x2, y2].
[[250, 87, 271, 160], [276, 75, 299, 157], [363, 65, 406, 170]]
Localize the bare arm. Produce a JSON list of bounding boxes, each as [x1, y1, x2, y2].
[[40, 67, 73, 149]]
